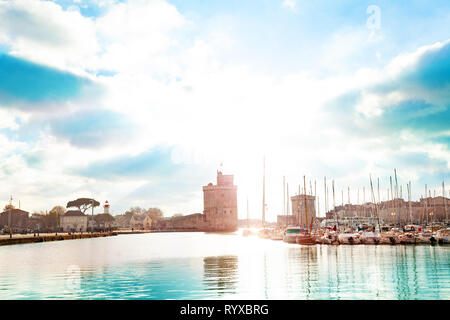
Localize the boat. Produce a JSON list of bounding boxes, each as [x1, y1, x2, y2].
[[338, 232, 361, 244], [398, 232, 416, 244], [359, 231, 380, 244], [270, 229, 284, 240], [258, 228, 271, 239], [379, 231, 399, 244], [403, 224, 422, 232], [283, 226, 301, 243], [294, 176, 316, 245], [436, 228, 450, 244], [295, 232, 316, 245], [357, 223, 372, 232], [415, 231, 436, 244]]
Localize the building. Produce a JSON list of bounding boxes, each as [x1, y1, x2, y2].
[[276, 214, 297, 226], [60, 210, 88, 232], [291, 194, 316, 229], [203, 171, 238, 232], [130, 214, 146, 230], [0, 208, 29, 231]]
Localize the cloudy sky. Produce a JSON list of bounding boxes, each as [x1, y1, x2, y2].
[[0, 0, 449, 220]]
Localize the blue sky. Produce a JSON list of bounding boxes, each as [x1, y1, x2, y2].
[[0, 0, 449, 220]]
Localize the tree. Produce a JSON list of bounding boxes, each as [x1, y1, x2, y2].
[[145, 208, 163, 221], [50, 206, 66, 216], [66, 198, 100, 213], [124, 207, 145, 215], [3, 204, 14, 211], [94, 213, 115, 225]]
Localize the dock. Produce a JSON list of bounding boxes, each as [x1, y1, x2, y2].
[[0, 231, 117, 246]]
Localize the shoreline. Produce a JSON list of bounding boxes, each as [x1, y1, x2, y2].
[[0, 231, 117, 246]]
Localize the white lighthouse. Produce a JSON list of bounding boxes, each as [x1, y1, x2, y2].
[[104, 200, 110, 214]]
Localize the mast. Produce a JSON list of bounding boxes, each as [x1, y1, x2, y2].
[[408, 182, 412, 224], [303, 175, 309, 232], [357, 187, 360, 222], [363, 186, 366, 219], [262, 156, 265, 229], [443, 182, 447, 225], [332, 179, 337, 230], [394, 169, 400, 228], [247, 197, 250, 229], [425, 184, 428, 225], [298, 184, 301, 226], [314, 180, 317, 216], [377, 178, 380, 205], [286, 183, 290, 216], [432, 190, 435, 226], [370, 174, 381, 232], [283, 176, 286, 216], [324, 177, 327, 216]]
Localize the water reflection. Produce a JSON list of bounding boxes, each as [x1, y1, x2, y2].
[[0, 233, 449, 299], [203, 255, 238, 295]]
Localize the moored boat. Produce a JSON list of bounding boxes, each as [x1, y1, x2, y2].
[[338, 232, 361, 244], [378, 232, 399, 244], [258, 228, 271, 239], [399, 232, 416, 244], [270, 229, 284, 240], [415, 231, 436, 244], [283, 226, 302, 243], [436, 228, 450, 244], [318, 230, 339, 244], [295, 232, 316, 245], [359, 231, 380, 244]]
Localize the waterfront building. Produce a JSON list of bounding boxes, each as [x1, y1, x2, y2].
[[60, 210, 88, 232], [0, 208, 29, 231], [130, 214, 146, 230], [203, 171, 238, 232], [277, 214, 297, 226], [291, 194, 316, 229]]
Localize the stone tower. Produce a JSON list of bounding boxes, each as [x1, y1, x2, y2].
[[203, 171, 238, 232], [291, 194, 316, 229]]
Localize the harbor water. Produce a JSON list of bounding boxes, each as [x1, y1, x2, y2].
[[0, 231, 449, 300]]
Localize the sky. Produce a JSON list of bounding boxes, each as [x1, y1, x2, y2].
[[0, 0, 449, 220]]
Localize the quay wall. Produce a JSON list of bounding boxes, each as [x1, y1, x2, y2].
[[0, 232, 117, 247]]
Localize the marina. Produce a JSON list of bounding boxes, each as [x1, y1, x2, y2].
[[0, 232, 448, 300]]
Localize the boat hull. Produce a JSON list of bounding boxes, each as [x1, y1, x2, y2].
[[295, 234, 316, 245], [283, 234, 298, 243], [338, 234, 360, 245]]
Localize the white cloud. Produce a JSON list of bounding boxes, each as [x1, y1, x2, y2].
[[0, 0, 449, 218], [0, 0, 98, 74]]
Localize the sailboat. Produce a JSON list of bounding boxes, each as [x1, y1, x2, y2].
[[258, 157, 271, 239], [242, 198, 251, 237], [296, 176, 316, 245]]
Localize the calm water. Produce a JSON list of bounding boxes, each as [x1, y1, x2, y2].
[[0, 232, 449, 300]]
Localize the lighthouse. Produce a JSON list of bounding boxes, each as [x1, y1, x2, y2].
[[104, 201, 110, 214]]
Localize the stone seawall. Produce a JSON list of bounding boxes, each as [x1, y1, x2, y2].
[[0, 232, 117, 246]]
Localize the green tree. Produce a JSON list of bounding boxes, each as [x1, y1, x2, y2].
[[94, 213, 115, 225], [66, 198, 100, 214]]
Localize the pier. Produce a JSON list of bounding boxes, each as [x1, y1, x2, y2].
[[0, 231, 117, 246]]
